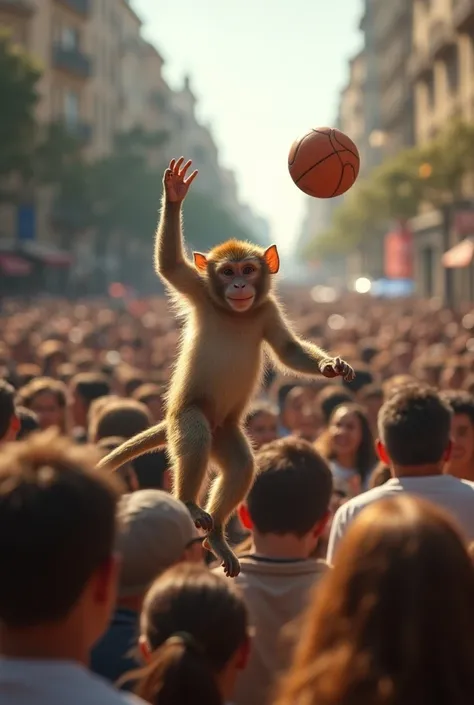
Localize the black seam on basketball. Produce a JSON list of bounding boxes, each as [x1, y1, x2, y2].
[[311, 128, 331, 135], [295, 152, 338, 183], [289, 132, 313, 166], [331, 129, 360, 161], [330, 144, 345, 197], [331, 164, 356, 198]]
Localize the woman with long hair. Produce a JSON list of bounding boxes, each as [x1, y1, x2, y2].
[[124, 563, 249, 705], [315, 402, 376, 496], [275, 495, 474, 705]]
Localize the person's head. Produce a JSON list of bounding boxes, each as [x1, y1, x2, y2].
[[90, 398, 152, 443], [70, 372, 111, 428], [275, 496, 474, 705], [133, 383, 165, 423], [131, 563, 249, 705], [38, 340, 67, 377], [316, 385, 354, 427], [316, 403, 376, 483], [245, 401, 278, 449], [239, 437, 332, 558], [280, 386, 321, 440], [358, 383, 383, 433], [0, 430, 121, 660], [115, 490, 204, 608], [16, 405, 40, 440], [17, 377, 69, 433], [377, 385, 452, 475], [440, 362, 466, 390], [97, 436, 138, 493], [440, 390, 474, 480], [382, 374, 417, 401], [341, 366, 373, 395], [0, 379, 19, 442]]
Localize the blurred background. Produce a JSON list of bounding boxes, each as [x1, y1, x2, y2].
[[1, 0, 474, 307]]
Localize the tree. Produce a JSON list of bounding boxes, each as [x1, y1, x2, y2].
[[0, 30, 40, 182]]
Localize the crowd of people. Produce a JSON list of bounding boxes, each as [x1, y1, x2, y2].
[[1, 289, 474, 705]]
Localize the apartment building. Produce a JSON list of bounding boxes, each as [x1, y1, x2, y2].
[[409, 0, 474, 303], [372, 0, 413, 154]]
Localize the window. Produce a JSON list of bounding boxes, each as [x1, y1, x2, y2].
[[446, 50, 459, 93], [426, 73, 435, 110], [64, 90, 80, 127], [61, 26, 79, 50]]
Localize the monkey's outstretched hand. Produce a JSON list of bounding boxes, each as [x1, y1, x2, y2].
[[163, 157, 198, 202], [320, 356, 355, 382]]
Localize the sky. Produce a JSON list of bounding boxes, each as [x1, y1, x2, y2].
[[133, 0, 362, 253]]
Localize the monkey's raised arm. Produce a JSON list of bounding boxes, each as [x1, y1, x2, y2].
[[263, 301, 354, 381], [155, 199, 203, 298]]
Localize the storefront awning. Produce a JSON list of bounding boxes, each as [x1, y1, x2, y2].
[[442, 238, 474, 268], [0, 253, 32, 276]]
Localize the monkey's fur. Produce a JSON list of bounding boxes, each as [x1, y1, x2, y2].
[[98, 158, 354, 577]]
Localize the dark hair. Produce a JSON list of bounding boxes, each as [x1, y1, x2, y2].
[[0, 379, 16, 440], [127, 563, 248, 705], [316, 403, 377, 483], [277, 384, 297, 411], [132, 450, 169, 490], [317, 386, 354, 425], [91, 398, 152, 442], [247, 437, 332, 536], [378, 385, 452, 466], [71, 372, 111, 410], [341, 367, 373, 394], [358, 383, 383, 403], [369, 462, 391, 489], [441, 390, 474, 426], [0, 430, 120, 627], [245, 400, 278, 425], [275, 496, 474, 705], [16, 405, 40, 440]]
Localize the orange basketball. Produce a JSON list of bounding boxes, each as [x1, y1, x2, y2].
[[288, 127, 360, 198]]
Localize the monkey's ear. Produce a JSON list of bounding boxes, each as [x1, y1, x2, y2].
[[193, 252, 208, 271], [264, 244, 280, 274]]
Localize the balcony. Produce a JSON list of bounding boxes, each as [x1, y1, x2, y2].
[[408, 47, 433, 82], [52, 44, 92, 79], [380, 82, 410, 129], [428, 19, 457, 60], [0, 0, 34, 16], [54, 0, 90, 16], [373, 3, 409, 47], [453, 0, 474, 32]]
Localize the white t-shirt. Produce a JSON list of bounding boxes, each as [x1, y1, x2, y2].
[[327, 474, 474, 564], [0, 658, 145, 705]]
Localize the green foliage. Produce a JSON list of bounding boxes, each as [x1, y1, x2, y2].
[[306, 119, 474, 258], [0, 29, 41, 179]]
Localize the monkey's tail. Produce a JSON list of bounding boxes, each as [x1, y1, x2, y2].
[[97, 420, 168, 473]]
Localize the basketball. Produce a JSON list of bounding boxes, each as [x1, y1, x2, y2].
[[288, 127, 360, 198]]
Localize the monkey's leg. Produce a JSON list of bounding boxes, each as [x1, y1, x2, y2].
[[167, 406, 213, 531], [206, 424, 255, 578]]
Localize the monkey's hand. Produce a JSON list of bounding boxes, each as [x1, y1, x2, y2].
[[319, 356, 355, 382], [163, 157, 198, 202]]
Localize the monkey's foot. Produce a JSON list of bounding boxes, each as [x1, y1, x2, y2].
[[184, 501, 213, 532], [203, 528, 241, 578]]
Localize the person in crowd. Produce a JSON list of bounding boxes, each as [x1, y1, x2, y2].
[[124, 563, 249, 705], [0, 379, 19, 443], [368, 461, 391, 488], [244, 401, 279, 449], [231, 437, 332, 705], [441, 389, 474, 482], [17, 377, 69, 433], [278, 385, 321, 441], [358, 383, 384, 435], [70, 372, 111, 443], [132, 384, 165, 424], [316, 402, 376, 496], [89, 398, 152, 443], [315, 385, 354, 431], [327, 385, 474, 563], [91, 490, 204, 687], [15, 405, 40, 440], [275, 495, 474, 705], [0, 429, 143, 704]]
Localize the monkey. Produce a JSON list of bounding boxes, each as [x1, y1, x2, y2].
[[98, 156, 355, 578]]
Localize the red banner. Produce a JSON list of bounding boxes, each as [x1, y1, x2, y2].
[[384, 225, 413, 279]]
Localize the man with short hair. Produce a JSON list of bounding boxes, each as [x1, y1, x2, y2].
[[70, 372, 111, 443], [231, 437, 332, 705], [328, 385, 474, 563], [441, 389, 474, 482], [0, 429, 142, 704], [0, 379, 19, 443], [91, 489, 204, 687]]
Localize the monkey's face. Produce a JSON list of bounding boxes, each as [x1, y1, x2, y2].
[[214, 258, 261, 312]]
